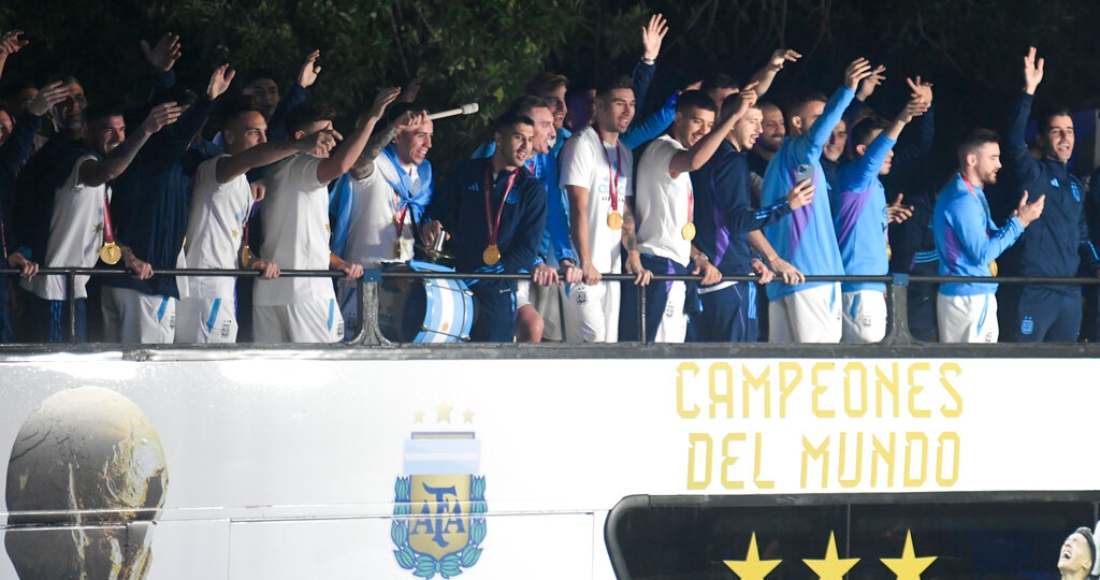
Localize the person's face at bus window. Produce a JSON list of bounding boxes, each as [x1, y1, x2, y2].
[[1058, 532, 1093, 577]]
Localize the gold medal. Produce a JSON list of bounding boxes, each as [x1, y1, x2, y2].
[[100, 242, 122, 265], [886, 243, 892, 261], [681, 222, 696, 241], [239, 245, 254, 267], [483, 245, 501, 265], [989, 260, 998, 277], [607, 212, 623, 230]]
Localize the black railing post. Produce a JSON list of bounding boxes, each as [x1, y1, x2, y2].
[[359, 268, 390, 346], [884, 273, 916, 345], [637, 283, 647, 346], [66, 272, 77, 344]]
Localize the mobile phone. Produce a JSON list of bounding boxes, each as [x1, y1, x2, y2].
[[795, 164, 814, 185]]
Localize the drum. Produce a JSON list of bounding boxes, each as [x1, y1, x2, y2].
[[378, 261, 474, 343]]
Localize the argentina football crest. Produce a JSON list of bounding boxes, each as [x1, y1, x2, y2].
[[393, 403, 486, 578]]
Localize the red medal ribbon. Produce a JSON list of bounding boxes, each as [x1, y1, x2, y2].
[[687, 179, 694, 223], [484, 166, 520, 250], [102, 189, 115, 245], [601, 140, 622, 212], [392, 190, 409, 239]]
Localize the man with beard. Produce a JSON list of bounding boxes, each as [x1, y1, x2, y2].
[[759, 58, 874, 343], [471, 95, 577, 342], [629, 88, 760, 342], [934, 129, 1043, 343], [1001, 47, 1100, 342], [423, 112, 547, 342], [691, 99, 810, 343], [560, 75, 650, 342]]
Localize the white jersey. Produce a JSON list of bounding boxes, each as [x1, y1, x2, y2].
[[254, 154, 335, 306], [22, 154, 106, 300], [635, 134, 692, 266], [559, 125, 632, 274], [184, 155, 252, 299], [343, 155, 417, 267]]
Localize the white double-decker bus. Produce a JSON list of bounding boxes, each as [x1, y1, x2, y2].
[[2, 274, 1099, 580]]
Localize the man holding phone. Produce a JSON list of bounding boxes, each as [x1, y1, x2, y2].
[[758, 58, 874, 343]]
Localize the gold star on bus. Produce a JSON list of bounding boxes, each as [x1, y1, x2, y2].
[[413, 410, 424, 423], [435, 400, 453, 423], [880, 531, 936, 580], [724, 532, 781, 580], [803, 532, 859, 579], [463, 408, 475, 423]]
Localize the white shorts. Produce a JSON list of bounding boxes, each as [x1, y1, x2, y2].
[[254, 297, 344, 344], [653, 280, 688, 343], [176, 296, 239, 344], [101, 287, 176, 344], [515, 280, 532, 310], [768, 283, 842, 344], [937, 293, 998, 343], [841, 289, 887, 344], [568, 280, 620, 343]]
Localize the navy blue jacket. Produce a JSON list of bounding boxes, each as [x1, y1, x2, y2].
[[1003, 92, 1100, 291], [691, 140, 793, 276], [1, 110, 45, 253], [426, 158, 547, 280]]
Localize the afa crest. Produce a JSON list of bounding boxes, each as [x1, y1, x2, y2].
[[393, 402, 486, 579]]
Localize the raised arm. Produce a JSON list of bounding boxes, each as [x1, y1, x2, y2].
[[351, 109, 425, 180], [1008, 47, 1044, 183], [669, 84, 757, 175], [78, 102, 182, 187], [0, 30, 29, 86], [748, 49, 802, 98], [316, 87, 400, 184], [216, 131, 331, 184], [632, 14, 667, 107], [0, 82, 68, 179], [795, 58, 870, 161]]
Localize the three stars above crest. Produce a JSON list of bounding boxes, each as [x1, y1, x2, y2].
[[724, 530, 936, 580]]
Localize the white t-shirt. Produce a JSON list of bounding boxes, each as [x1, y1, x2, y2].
[[23, 154, 106, 300], [343, 155, 418, 268], [559, 125, 632, 274], [184, 155, 252, 299], [253, 153, 335, 306], [635, 134, 692, 266]]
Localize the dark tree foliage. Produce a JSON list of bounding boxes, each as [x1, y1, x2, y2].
[[3, 0, 1099, 177]]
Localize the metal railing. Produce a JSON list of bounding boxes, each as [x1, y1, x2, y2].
[[4, 265, 1100, 348]]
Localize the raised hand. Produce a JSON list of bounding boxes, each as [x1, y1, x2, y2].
[[26, 81, 69, 117], [206, 64, 236, 100], [0, 30, 29, 59], [887, 193, 914, 224], [400, 74, 424, 103], [299, 128, 339, 154], [786, 178, 815, 210], [897, 93, 929, 124], [857, 64, 886, 101], [844, 58, 874, 91], [140, 102, 183, 133], [394, 110, 427, 133], [906, 75, 933, 106], [1023, 46, 1044, 95], [140, 33, 181, 73], [641, 13, 668, 61], [734, 81, 759, 116], [768, 48, 802, 72], [298, 49, 322, 88], [1016, 190, 1045, 226], [368, 87, 402, 120]]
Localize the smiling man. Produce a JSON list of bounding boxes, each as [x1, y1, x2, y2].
[[423, 112, 547, 342], [630, 89, 762, 342], [1002, 46, 1100, 342]]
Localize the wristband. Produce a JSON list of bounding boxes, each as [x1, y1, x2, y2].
[[641, 56, 656, 65], [767, 255, 781, 266]]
